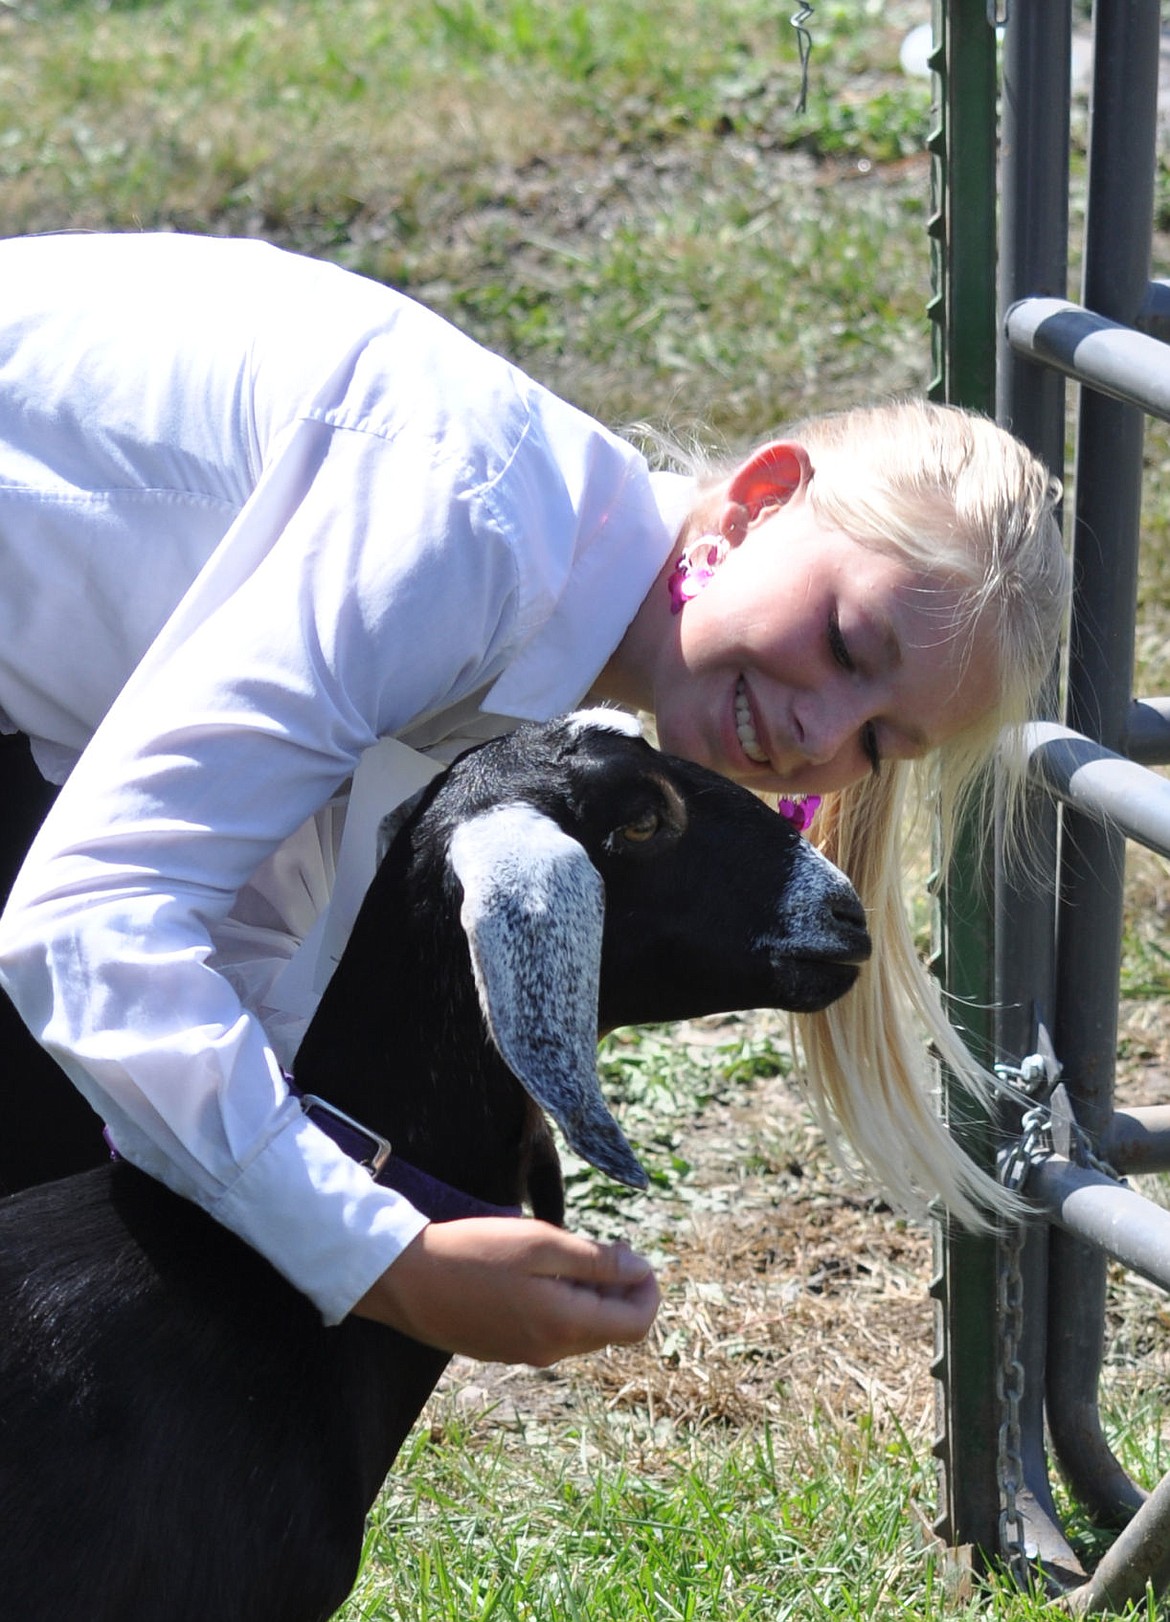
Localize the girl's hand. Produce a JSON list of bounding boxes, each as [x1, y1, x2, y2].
[[352, 1217, 660, 1366]]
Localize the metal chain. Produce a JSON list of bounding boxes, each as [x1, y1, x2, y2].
[[994, 1214, 1031, 1586], [989, 1028, 1127, 1586], [1068, 1125, 1125, 1185], [994, 1055, 1127, 1192], [997, 1101, 1053, 1193], [992, 1045, 1054, 1587], [991, 1030, 1069, 1586]]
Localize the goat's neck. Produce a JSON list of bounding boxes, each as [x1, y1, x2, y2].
[[290, 861, 533, 1210]]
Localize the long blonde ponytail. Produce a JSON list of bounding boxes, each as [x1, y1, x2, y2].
[[795, 764, 1020, 1227]]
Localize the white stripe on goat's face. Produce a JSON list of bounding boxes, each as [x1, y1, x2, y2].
[[448, 803, 647, 1189]]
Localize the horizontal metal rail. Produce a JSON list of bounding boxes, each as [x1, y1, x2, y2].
[[1124, 696, 1170, 765], [1019, 720, 1170, 859], [1101, 1106, 1170, 1176], [1026, 1155, 1170, 1294], [1005, 297, 1170, 423], [1138, 278, 1170, 343]]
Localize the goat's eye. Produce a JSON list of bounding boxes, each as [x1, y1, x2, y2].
[[619, 810, 661, 844]]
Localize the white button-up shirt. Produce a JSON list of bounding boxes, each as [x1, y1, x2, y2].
[[0, 232, 691, 1322]]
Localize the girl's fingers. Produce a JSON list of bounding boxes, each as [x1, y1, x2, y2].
[[354, 1218, 661, 1365]]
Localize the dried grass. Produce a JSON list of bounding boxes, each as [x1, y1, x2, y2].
[[429, 1029, 937, 1469]]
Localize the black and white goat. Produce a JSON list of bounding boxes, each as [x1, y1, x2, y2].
[[0, 711, 869, 1622]]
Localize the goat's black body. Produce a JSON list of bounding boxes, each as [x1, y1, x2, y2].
[[0, 717, 869, 1621], [0, 1166, 424, 1622]]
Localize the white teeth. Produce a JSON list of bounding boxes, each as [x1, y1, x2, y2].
[[734, 677, 768, 763]]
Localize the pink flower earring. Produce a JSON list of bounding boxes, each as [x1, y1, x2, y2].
[[777, 795, 822, 833], [668, 534, 728, 614]]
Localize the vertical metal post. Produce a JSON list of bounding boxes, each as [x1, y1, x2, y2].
[[928, 0, 1002, 1560], [928, 0, 998, 409], [1045, 0, 1162, 1527], [992, 0, 1081, 1584]]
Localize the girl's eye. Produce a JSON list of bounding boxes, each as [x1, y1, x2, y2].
[[861, 721, 882, 777], [831, 609, 880, 774], [828, 609, 854, 672]]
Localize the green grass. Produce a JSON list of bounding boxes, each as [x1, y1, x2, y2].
[[557, 1027, 795, 1235], [0, 0, 933, 438], [343, 1414, 952, 1622], [339, 1393, 1166, 1622]]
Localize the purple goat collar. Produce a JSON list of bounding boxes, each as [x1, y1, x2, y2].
[[289, 1083, 523, 1223]]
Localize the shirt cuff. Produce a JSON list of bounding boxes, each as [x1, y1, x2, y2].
[[208, 1105, 431, 1325]]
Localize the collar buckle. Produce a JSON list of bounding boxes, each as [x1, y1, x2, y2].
[[296, 1092, 392, 1178]]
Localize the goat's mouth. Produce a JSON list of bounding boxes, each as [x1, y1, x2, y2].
[[776, 956, 861, 1012]]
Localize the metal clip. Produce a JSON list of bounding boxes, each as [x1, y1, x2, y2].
[[790, 2, 814, 114], [1047, 1081, 1076, 1159], [995, 1024, 1062, 1191], [298, 1093, 393, 1178], [994, 1022, 1062, 1103]]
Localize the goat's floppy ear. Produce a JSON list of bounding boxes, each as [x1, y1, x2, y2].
[[448, 805, 648, 1190]]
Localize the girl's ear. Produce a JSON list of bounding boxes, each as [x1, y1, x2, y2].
[[725, 440, 813, 524]]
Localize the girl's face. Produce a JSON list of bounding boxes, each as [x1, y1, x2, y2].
[[625, 484, 999, 796]]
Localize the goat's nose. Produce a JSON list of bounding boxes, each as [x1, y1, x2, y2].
[[830, 885, 871, 960]]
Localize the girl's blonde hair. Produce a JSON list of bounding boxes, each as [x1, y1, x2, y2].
[[663, 399, 1069, 1229]]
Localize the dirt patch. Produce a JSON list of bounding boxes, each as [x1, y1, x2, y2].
[[427, 1012, 937, 1452]]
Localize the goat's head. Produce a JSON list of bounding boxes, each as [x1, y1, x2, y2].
[[376, 710, 870, 1194]]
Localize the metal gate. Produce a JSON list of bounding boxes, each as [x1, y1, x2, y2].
[[930, 0, 1170, 1609]]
